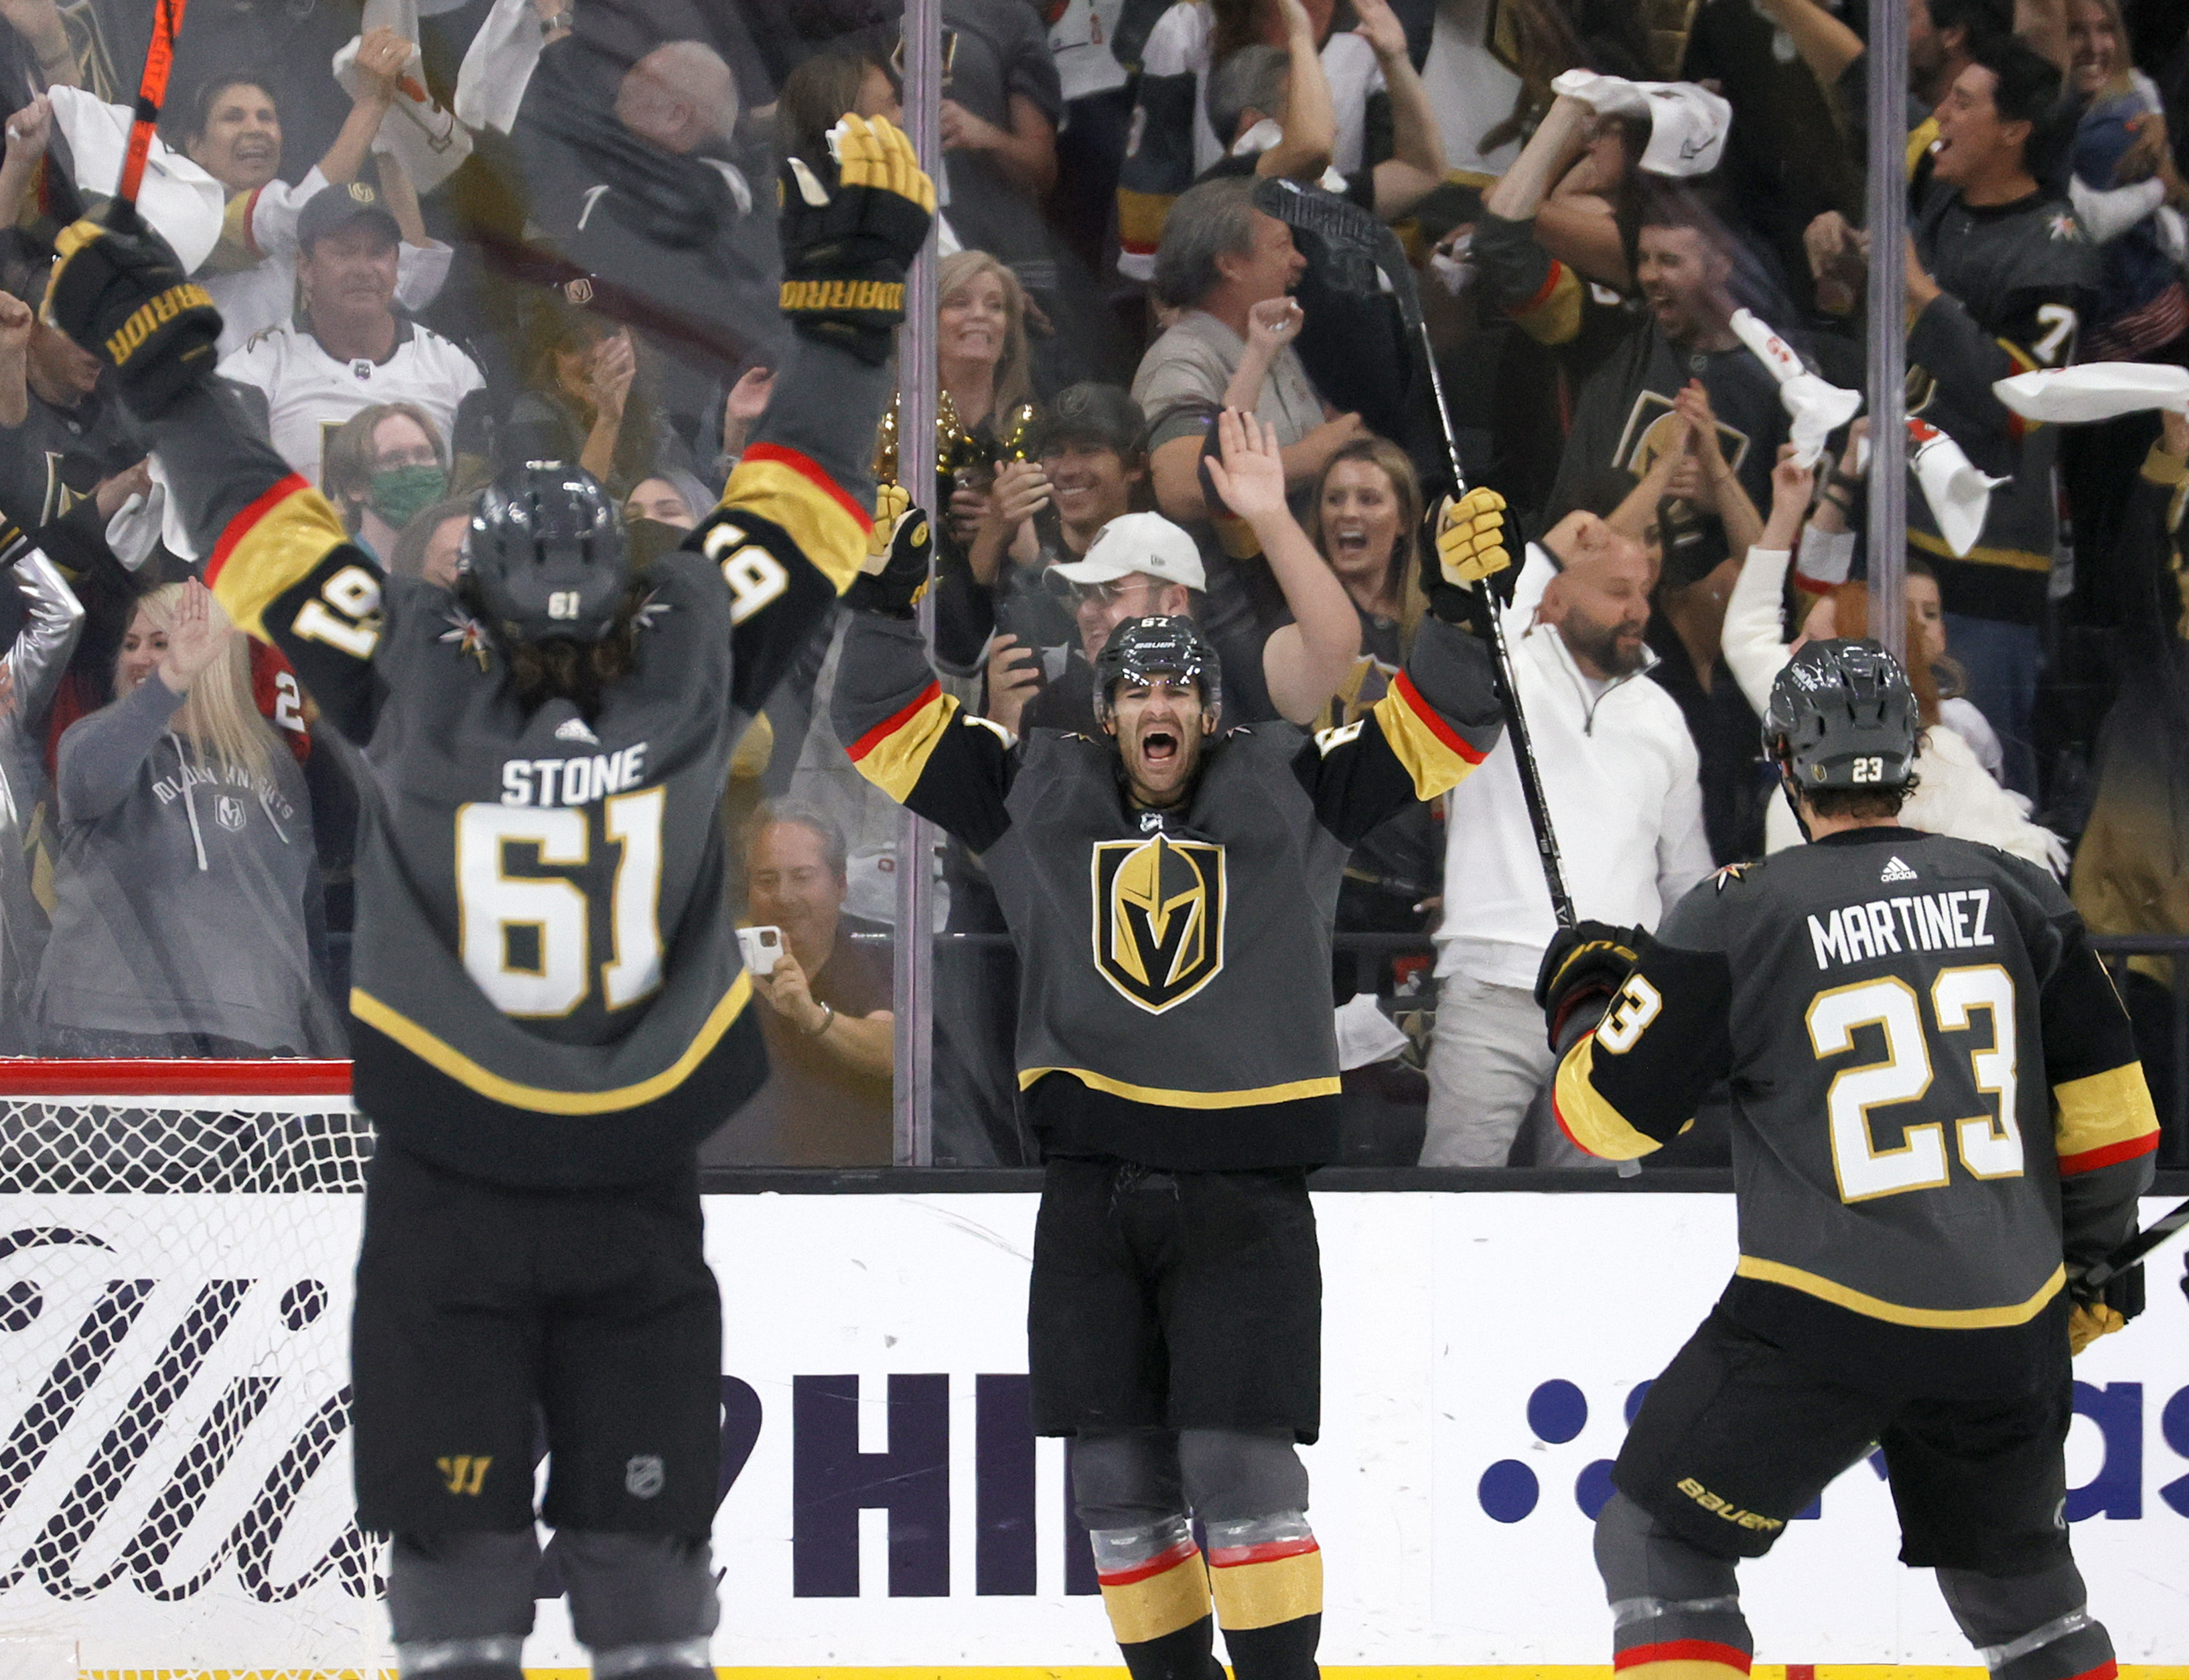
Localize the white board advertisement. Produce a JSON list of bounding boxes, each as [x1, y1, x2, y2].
[[0, 1190, 2181, 1669]]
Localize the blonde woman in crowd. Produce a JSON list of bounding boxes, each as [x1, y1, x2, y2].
[[32, 579, 329, 1056]]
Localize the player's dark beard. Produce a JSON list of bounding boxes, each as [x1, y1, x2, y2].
[[460, 577, 647, 720]]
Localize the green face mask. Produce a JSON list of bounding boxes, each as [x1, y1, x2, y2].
[[367, 463, 447, 531]]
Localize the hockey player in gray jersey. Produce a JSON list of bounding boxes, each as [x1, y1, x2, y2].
[[1535, 639, 2158, 1680], [835, 409, 1513, 1680], [39, 118, 935, 1679]]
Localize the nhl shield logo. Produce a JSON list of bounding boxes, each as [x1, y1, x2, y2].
[[1090, 833, 1225, 1013], [625, 1454, 664, 1499], [213, 795, 245, 833]]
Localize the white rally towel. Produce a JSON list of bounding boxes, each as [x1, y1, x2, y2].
[[1549, 70, 1732, 177], [44, 86, 226, 275], [454, 0, 545, 137], [1729, 307, 1861, 468], [1334, 993, 1410, 1071], [334, 0, 474, 196], [1995, 362, 2189, 424], [1908, 419, 2005, 558]]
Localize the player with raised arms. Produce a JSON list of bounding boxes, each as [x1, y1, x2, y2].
[[1535, 639, 2158, 1680], [38, 116, 934, 1679], [833, 407, 1515, 1680]]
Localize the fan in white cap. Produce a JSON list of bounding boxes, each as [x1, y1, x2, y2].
[[1993, 362, 2189, 425], [1549, 70, 1732, 178], [1730, 308, 1862, 469]]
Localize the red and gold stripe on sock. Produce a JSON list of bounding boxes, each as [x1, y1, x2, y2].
[[1207, 1535, 1322, 1632], [1614, 1636, 1754, 1680], [1098, 1538, 1210, 1646]]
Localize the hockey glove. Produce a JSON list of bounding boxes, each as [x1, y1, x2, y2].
[[845, 485, 933, 618], [1422, 488, 1521, 637], [2067, 1262, 2144, 1355], [778, 114, 936, 365], [42, 207, 223, 419], [1535, 919, 1653, 1054]]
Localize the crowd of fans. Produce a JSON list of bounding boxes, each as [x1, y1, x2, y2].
[[0, 0, 2186, 1169]]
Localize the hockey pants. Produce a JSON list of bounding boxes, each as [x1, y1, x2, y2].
[[1072, 1425, 1322, 1680], [386, 1529, 717, 1680], [1595, 1492, 2117, 1680]]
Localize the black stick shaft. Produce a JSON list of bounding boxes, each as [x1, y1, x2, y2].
[[1417, 323, 1576, 929], [2079, 1197, 2189, 1292]]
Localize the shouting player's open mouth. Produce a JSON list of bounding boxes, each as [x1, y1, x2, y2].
[[1139, 725, 1180, 766]]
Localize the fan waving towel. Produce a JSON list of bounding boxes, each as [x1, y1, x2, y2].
[[1731, 307, 1862, 468], [44, 86, 225, 275], [1995, 362, 2189, 424]]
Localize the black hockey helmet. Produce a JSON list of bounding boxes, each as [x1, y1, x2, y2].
[[1764, 637, 1918, 790], [463, 462, 628, 644], [1094, 616, 1222, 725]]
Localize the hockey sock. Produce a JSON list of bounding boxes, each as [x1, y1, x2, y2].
[[1938, 1563, 2117, 1680], [1595, 1493, 1752, 1680], [1206, 1511, 1322, 1680], [386, 1530, 537, 1680], [558, 1531, 719, 1680], [1090, 1515, 1223, 1680]]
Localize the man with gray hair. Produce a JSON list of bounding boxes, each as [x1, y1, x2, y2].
[[534, 36, 786, 462], [702, 802, 896, 1167], [1131, 176, 1367, 530]]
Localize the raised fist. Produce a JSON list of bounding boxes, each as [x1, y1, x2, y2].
[[778, 114, 937, 365], [1421, 487, 1521, 634], [42, 209, 222, 418], [846, 485, 933, 618]]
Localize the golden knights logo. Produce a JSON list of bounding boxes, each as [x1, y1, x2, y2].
[[1090, 833, 1225, 1013]]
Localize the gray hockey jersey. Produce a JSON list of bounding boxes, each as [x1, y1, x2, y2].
[[1555, 826, 2156, 1344], [152, 337, 888, 1187], [832, 612, 1504, 1169]]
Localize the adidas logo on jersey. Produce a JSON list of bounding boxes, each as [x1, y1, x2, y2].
[[1880, 855, 1918, 883], [555, 717, 600, 744]]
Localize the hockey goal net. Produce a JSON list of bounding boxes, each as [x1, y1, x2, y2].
[[0, 1060, 387, 1672]]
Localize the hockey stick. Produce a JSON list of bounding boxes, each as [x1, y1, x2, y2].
[[113, 0, 190, 220], [1253, 179, 1577, 930], [2076, 1196, 2189, 1295]]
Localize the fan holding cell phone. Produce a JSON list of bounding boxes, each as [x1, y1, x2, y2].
[[703, 806, 897, 1168]]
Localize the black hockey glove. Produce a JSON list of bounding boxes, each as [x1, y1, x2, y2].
[[42, 206, 223, 419], [1422, 488, 1521, 638], [845, 485, 933, 618], [1535, 919, 1653, 1054], [2068, 1261, 2144, 1354], [778, 113, 936, 365]]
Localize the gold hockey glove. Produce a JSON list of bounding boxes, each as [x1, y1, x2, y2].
[[1421, 488, 1520, 635], [846, 488, 932, 618]]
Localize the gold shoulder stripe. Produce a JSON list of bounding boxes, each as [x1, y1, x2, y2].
[[1551, 1034, 1660, 1162], [1018, 1066, 1342, 1107], [846, 681, 959, 804], [1735, 1255, 2066, 1328], [723, 445, 871, 593], [204, 476, 352, 641], [1373, 671, 1488, 802], [1508, 261, 1583, 347], [350, 972, 751, 1115], [2054, 1062, 2161, 1174]]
